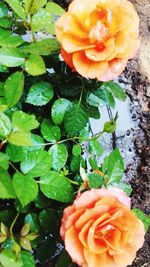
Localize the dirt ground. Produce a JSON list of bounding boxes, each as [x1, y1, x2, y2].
[[123, 1, 150, 266]]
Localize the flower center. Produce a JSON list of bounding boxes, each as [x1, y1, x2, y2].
[[94, 224, 115, 239], [88, 8, 111, 44], [89, 20, 108, 43]]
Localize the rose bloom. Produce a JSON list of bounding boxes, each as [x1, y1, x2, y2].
[[55, 0, 140, 81], [60, 188, 145, 267]]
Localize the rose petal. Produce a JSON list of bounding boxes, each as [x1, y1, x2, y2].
[[65, 226, 86, 266], [73, 51, 108, 79]]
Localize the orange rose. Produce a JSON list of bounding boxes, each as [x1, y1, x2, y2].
[[60, 188, 145, 267], [56, 0, 140, 81]]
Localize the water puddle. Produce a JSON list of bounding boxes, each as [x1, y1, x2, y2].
[[90, 82, 141, 181]]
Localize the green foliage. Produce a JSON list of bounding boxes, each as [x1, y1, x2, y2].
[[102, 148, 124, 183], [88, 173, 105, 189], [13, 172, 38, 206], [0, 112, 11, 138], [64, 103, 88, 136], [41, 119, 61, 142], [48, 144, 68, 171], [26, 82, 53, 106], [40, 171, 73, 202], [89, 140, 104, 156], [4, 0, 26, 19], [4, 71, 24, 107], [0, 47, 25, 67], [25, 55, 46, 76], [0, 28, 24, 47], [132, 208, 150, 232], [51, 98, 71, 125], [0, 169, 16, 199], [20, 150, 52, 176], [102, 82, 127, 101]]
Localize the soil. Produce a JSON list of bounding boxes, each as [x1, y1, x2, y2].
[[122, 1, 150, 266]]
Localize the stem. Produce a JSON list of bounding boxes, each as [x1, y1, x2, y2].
[[34, 131, 104, 147], [10, 213, 19, 238], [66, 178, 79, 185], [78, 87, 83, 104], [107, 106, 116, 149], [0, 140, 7, 149], [9, 162, 19, 172], [29, 15, 36, 42]]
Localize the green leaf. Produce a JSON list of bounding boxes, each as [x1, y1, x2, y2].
[[5, 0, 26, 19], [105, 89, 115, 109], [0, 152, 9, 170], [0, 249, 23, 267], [72, 144, 81, 156], [0, 28, 24, 47], [132, 208, 150, 232], [0, 2, 8, 18], [89, 140, 104, 156], [86, 105, 100, 119], [48, 144, 68, 171], [102, 82, 127, 101], [13, 172, 38, 206], [31, 8, 51, 33], [12, 111, 39, 131], [40, 171, 73, 202], [0, 112, 11, 138], [102, 148, 124, 183], [70, 156, 81, 173], [103, 120, 116, 133], [20, 150, 52, 177], [7, 143, 28, 162], [7, 131, 32, 146], [89, 157, 99, 170], [4, 71, 24, 107], [51, 98, 71, 125], [45, 2, 64, 16], [26, 82, 53, 106], [41, 119, 61, 142], [31, 3, 64, 34], [39, 209, 58, 233], [55, 249, 72, 267], [21, 251, 35, 267], [108, 182, 132, 196], [25, 54, 46, 76], [0, 17, 12, 29], [87, 87, 115, 108], [23, 0, 47, 15], [6, 134, 44, 162], [88, 173, 104, 189], [21, 38, 59, 56], [87, 88, 108, 108], [0, 169, 16, 199], [64, 103, 88, 137], [0, 210, 15, 226], [24, 213, 40, 232], [0, 47, 25, 67], [0, 63, 8, 73]]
